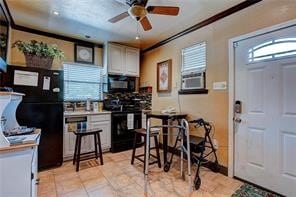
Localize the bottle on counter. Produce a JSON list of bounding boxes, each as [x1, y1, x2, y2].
[[93, 102, 98, 112], [86, 98, 91, 111], [99, 102, 104, 112]]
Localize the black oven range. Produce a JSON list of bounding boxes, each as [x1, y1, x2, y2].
[[104, 93, 143, 153]]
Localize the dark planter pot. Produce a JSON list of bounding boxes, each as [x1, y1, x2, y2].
[[24, 53, 54, 69]]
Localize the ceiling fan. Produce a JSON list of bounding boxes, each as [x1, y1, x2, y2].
[[108, 0, 180, 31]]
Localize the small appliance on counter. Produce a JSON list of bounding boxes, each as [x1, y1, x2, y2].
[[86, 98, 91, 111], [2, 65, 64, 169], [92, 102, 98, 112]]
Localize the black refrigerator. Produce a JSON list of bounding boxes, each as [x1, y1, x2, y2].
[[3, 65, 64, 169]]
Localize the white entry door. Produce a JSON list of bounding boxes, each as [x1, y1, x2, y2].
[[234, 25, 296, 197]]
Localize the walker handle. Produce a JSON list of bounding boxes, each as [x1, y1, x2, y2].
[[189, 118, 210, 126]]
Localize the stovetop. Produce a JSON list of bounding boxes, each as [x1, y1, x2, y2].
[[111, 110, 142, 114], [104, 97, 142, 112]]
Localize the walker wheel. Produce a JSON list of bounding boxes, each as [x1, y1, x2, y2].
[[164, 163, 170, 172], [194, 177, 201, 190]]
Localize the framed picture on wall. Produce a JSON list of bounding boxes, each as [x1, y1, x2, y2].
[[157, 59, 172, 93], [74, 43, 94, 64]]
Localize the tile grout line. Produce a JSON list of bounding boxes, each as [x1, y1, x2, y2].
[[76, 168, 90, 197], [94, 157, 121, 196], [52, 170, 59, 197]]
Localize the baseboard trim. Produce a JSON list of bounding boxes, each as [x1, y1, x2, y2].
[[159, 143, 228, 176]]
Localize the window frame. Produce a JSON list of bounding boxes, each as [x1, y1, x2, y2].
[[248, 38, 296, 63], [63, 62, 104, 101], [181, 41, 207, 74], [179, 41, 208, 94]]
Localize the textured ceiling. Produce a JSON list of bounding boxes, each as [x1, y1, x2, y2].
[[7, 0, 244, 49]]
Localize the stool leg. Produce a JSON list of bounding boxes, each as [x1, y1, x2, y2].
[[131, 133, 138, 165], [73, 135, 78, 165], [97, 133, 104, 165], [154, 136, 161, 168], [148, 136, 151, 161], [143, 137, 147, 173], [76, 135, 82, 172], [94, 133, 98, 159]]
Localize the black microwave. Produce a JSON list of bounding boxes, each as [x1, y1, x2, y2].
[[108, 75, 136, 93]]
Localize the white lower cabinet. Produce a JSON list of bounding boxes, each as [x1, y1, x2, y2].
[[0, 146, 39, 197], [63, 113, 111, 160], [63, 130, 93, 159], [31, 146, 38, 197], [89, 121, 111, 149]]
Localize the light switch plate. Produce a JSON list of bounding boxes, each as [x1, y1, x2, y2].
[[213, 81, 227, 90]]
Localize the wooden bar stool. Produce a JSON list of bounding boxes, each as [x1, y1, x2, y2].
[[73, 129, 104, 171], [131, 128, 161, 171]]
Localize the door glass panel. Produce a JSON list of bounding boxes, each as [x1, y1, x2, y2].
[[249, 38, 296, 63]]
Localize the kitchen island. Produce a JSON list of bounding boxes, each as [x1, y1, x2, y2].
[[0, 130, 40, 197], [0, 92, 40, 197]]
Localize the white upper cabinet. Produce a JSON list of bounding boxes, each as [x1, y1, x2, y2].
[[108, 44, 124, 74], [107, 43, 140, 76], [125, 47, 140, 76]]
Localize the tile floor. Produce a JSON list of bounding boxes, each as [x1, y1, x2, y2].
[[37, 149, 243, 197]]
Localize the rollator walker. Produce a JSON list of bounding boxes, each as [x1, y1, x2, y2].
[[189, 118, 219, 190]]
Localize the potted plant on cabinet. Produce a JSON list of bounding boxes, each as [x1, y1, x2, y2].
[[12, 40, 64, 69]]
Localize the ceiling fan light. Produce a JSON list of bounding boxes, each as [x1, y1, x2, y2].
[[128, 5, 147, 20]]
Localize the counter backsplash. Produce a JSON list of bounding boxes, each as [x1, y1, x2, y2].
[[104, 91, 152, 110], [64, 91, 152, 112]]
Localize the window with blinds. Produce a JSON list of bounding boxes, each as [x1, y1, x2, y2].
[[63, 63, 103, 101], [181, 42, 206, 74]]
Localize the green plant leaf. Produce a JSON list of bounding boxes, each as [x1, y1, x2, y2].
[[12, 39, 65, 60]]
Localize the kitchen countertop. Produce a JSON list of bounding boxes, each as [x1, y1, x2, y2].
[[64, 110, 152, 116], [64, 110, 112, 116], [0, 91, 25, 96], [0, 129, 41, 153]]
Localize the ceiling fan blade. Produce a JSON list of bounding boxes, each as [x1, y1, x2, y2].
[[140, 16, 152, 31], [147, 6, 179, 16], [143, 0, 149, 7], [108, 11, 129, 23], [113, 0, 127, 6]]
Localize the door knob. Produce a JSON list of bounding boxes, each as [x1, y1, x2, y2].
[[234, 117, 242, 123]]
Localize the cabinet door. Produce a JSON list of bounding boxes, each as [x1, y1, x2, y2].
[[31, 147, 38, 197], [108, 44, 124, 75], [63, 127, 93, 159], [0, 149, 33, 197], [89, 121, 111, 150], [81, 135, 94, 153], [125, 47, 140, 76], [64, 129, 77, 158]]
